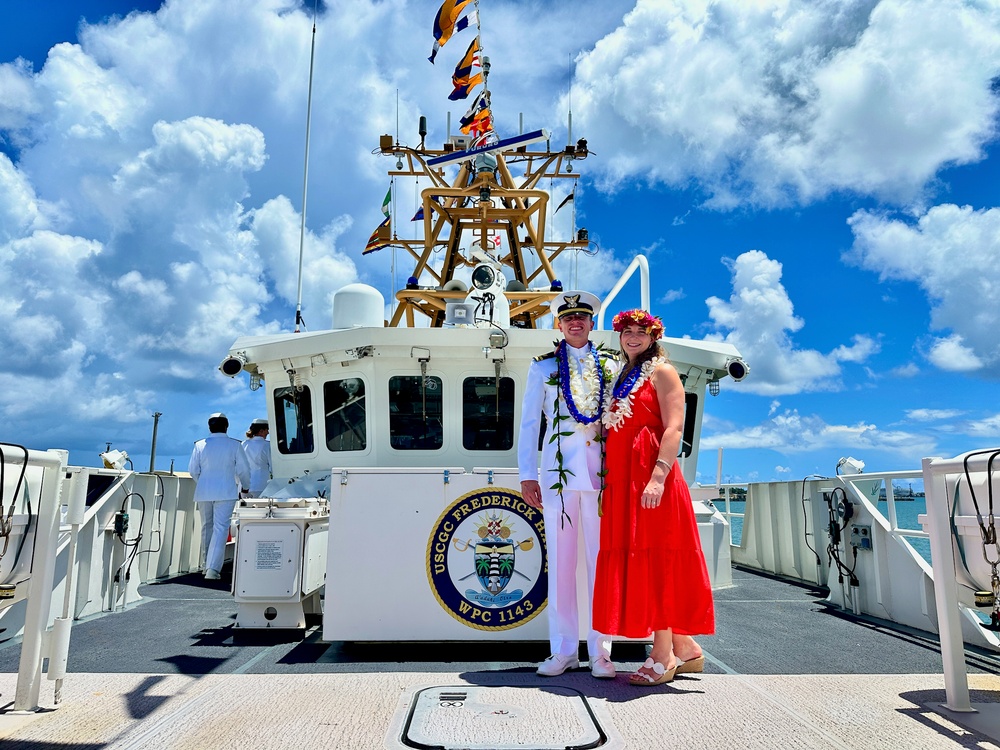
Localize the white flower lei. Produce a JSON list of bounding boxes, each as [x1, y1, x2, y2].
[[566, 349, 602, 421], [602, 356, 666, 432]]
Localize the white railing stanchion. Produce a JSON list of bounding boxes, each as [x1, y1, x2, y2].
[[885, 479, 899, 532], [13, 447, 68, 713], [921, 456, 973, 713]]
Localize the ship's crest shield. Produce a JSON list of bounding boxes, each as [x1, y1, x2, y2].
[[426, 487, 547, 631]]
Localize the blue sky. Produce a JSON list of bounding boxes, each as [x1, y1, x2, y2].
[[1, 0, 998, 484]]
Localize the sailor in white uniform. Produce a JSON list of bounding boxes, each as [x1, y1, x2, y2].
[[518, 291, 619, 678], [189, 412, 251, 580], [242, 418, 272, 498]]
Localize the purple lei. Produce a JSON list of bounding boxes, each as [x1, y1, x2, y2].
[[557, 341, 605, 425], [612, 363, 642, 399]]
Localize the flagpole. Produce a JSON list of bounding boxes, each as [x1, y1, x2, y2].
[[294, 2, 319, 333]]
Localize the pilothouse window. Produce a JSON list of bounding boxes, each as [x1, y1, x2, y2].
[[324, 378, 367, 452], [274, 385, 314, 454], [462, 376, 514, 451], [388, 375, 443, 450], [680, 392, 696, 458]]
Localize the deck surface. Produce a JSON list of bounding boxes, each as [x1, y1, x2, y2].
[[1, 567, 998, 749]]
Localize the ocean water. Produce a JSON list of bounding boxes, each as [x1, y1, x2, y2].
[[719, 497, 932, 564]]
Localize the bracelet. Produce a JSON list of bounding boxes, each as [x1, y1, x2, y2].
[[655, 458, 670, 471]]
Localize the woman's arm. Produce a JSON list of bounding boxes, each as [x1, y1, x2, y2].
[[640, 362, 685, 509]]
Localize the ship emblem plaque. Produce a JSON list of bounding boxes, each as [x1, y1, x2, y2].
[[426, 487, 547, 630]]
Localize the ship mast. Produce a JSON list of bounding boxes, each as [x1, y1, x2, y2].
[[375, 133, 589, 328], [365, 0, 592, 328]]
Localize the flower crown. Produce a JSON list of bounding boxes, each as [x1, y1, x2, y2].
[[612, 309, 664, 339]]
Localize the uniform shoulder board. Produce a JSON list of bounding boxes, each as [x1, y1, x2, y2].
[[600, 348, 621, 361], [532, 351, 557, 362]]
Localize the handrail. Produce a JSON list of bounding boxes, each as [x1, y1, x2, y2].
[[1, 445, 67, 712], [0, 451, 201, 712], [596, 254, 649, 330], [922, 448, 1000, 715], [922, 455, 973, 713]]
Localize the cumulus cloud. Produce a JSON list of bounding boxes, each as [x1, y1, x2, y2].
[[905, 408, 964, 422], [927, 335, 985, 372], [704, 250, 879, 394], [965, 414, 1000, 439], [847, 204, 1000, 374], [701, 407, 936, 460], [891, 362, 919, 378], [660, 288, 686, 304], [570, 0, 1000, 206], [0, 153, 46, 241], [0, 1, 379, 445]]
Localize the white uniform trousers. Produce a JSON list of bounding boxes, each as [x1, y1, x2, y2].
[[199, 499, 237, 574], [542, 487, 611, 660]]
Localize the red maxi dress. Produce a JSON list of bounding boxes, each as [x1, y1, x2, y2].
[[592, 378, 715, 638]]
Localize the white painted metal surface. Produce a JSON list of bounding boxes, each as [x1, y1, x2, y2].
[[228, 316, 744, 487], [323, 466, 733, 642], [324, 468, 550, 641], [233, 498, 329, 629], [921, 450, 1000, 715], [9, 446, 66, 712], [0, 448, 202, 712], [729, 469, 1000, 654]]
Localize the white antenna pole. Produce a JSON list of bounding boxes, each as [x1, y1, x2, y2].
[[293, 4, 319, 333], [567, 52, 573, 145]]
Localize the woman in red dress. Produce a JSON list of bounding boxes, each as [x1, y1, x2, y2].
[[593, 309, 714, 685]]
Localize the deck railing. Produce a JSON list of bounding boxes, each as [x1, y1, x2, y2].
[[719, 468, 999, 657], [922, 449, 1000, 715], [0, 446, 199, 712]]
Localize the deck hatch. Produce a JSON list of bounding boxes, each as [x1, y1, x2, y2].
[[396, 684, 608, 749]]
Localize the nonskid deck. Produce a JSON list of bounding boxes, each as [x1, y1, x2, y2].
[[1, 568, 998, 748]]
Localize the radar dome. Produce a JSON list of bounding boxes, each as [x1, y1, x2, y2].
[[332, 284, 385, 329]]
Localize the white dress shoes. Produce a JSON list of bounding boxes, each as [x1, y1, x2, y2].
[[204, 569, 221, 580], [590, 655, 616, 679], [536, 654, 579, 676]]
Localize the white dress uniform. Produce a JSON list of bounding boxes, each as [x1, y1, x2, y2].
[[241, 436, 272, 497], [518, 341, 618, 663], [189, 433, 251, 575]]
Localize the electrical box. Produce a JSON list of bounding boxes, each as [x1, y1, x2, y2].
[[850, 525, 872, 551]]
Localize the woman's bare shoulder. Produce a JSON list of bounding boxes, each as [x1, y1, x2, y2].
[[650, 360, 681, 387]]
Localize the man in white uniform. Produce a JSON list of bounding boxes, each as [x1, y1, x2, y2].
[[518, 291, 618, 678], [189, 412, 251, 580]]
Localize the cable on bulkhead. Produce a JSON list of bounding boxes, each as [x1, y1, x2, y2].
[[0, 442, 31, 565], [826, 487, 859, 587], [960, 448, 1000, 630], [798, 475, 827, 567], [114, 490, 146, 585], [131, 473, 165, 559]]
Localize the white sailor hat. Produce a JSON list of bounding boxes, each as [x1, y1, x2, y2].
[[251, 418, 268, 427], [552, 290, 601, 319], [209, 412, 227, 420]]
